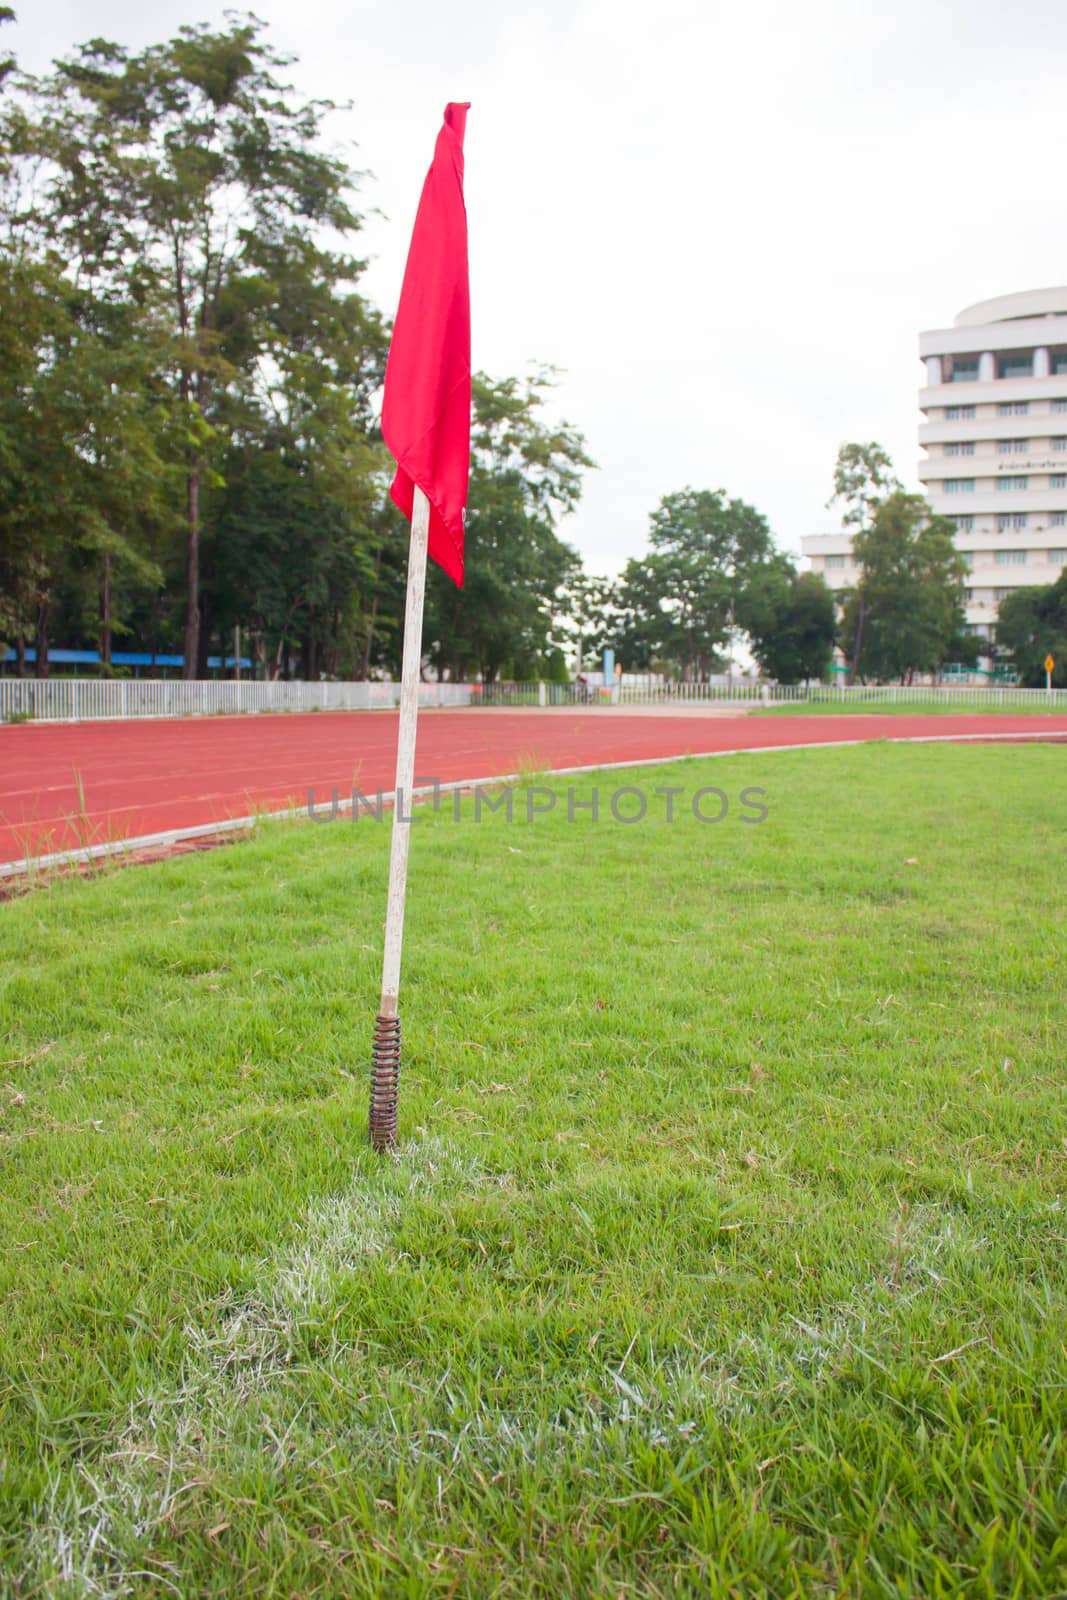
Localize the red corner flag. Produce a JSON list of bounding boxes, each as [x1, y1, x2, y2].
[[382, 103, 471, 588]]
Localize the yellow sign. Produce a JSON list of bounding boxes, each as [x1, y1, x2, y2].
[[1046, 654, 1056, 673]]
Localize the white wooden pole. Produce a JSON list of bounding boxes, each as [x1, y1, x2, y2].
[[381, 485, 430, 1012], [370, 485, 430, 1146]]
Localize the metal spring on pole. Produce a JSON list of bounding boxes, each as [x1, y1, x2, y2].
[[369, 1013, 401, 1149]]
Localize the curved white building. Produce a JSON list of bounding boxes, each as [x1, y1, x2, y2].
[[919, 287, 1067, 644]]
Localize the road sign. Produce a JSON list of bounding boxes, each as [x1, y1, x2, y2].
[[1045, 654, 1055, 673]]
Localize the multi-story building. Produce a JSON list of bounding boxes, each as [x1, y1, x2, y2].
[[801, 530, 855, 600], [919, 287, 1067, 645], [803, 287, 1067, 656]]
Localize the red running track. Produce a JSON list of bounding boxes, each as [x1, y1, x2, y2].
[[2, 708, 1066, 866]]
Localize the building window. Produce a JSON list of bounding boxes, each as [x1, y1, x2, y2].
[[825, 554, 846, 569], [997, 514, 1028, 531], [996, 476, 1029, 491], [1053, 512, 1067, 527], [1054, 399, 1067, 412], [946, 441, 975, 456], [1052, 475, 1067, 489], [998, 401, 1029, 415], [948, 514, 974, 531], [993, 588, 1015, 601], [961, 553, 975, 570], [949, 357, 980, 383], [997, 353, 1033, 379], [1052, 353, 1067, 375], [1048, 549, 1067, 563], [946, 405, 976, 419], [1053, 438, 1067, 451], [997, 439, 1028, 453], [944, 479, 976, 493], [995, 550, 1028, 565]]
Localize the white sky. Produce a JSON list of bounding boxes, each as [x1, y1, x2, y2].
[[10, 0, 1067, 574]]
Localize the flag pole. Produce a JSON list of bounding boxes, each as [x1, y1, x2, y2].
[[371, 101, 470, 1147], [369, 484, 431, 1149]]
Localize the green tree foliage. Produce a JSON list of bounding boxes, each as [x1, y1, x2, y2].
[[203, 225, 389, 679], [829, 441, 900, 530], [839, 491, 971, 682], [618, 488, 774, 680], [737, 559, 837, 683], [423, 371, 591, 682], [19, 16, 378, 676], [557, 571, 622, 675], [0, 7, 13, 80], [0, 254, 169, 674], [995, 571, 1067, 687], [827, 441, 901, 681], [2, 15, 596, 684]]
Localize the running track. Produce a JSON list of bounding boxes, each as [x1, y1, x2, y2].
[[2, 708, 1066, 867]]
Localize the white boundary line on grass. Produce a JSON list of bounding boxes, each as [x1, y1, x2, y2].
[[2, 728, 1063, 881]]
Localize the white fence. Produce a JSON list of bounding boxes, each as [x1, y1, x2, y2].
[[0, 677, 476, 722], [2, 676, 1066, 723], [616, 680, 1067, 709], [479, 680, 1067, 710]]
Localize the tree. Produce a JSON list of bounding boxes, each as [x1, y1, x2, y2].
[[22, 17, 373, 676], [557, 571, 623, 675], [738, 560, 837, 683], [422, 370, 591, 682], [828, 442, 901, 681], [0, 253, 168, 675], [996, 572, 1067, 687], [840, 491, 970, 682], [829, 441, 900, 529], [0, 7, 14, 89], [618, 488, 774, 679], [2, 17, 595, 687], [203, 226, 389, 678]]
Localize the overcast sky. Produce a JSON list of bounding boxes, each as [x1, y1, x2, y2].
[[10, 0, 1067, 573]]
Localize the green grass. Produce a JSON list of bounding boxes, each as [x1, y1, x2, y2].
[[1, 743, 1065, 1598], [752, 699, 1066, 716]]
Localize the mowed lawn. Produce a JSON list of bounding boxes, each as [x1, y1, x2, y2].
[[1, 744, 1065, 1598]]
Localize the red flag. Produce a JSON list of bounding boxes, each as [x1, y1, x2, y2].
[[382, 102, 471, 588]]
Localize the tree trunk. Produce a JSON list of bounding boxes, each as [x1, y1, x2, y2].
[[100, 553, 112, 667], [148, 588, 160, 679], [182, 451, 200, 680], [15, 634, 25, 678], [360, 592, 379, 680], [324, 612, 339, 679], [195, 592, 212, 679], [34, 598, 49, 679], [848, 600, 867, 686]]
